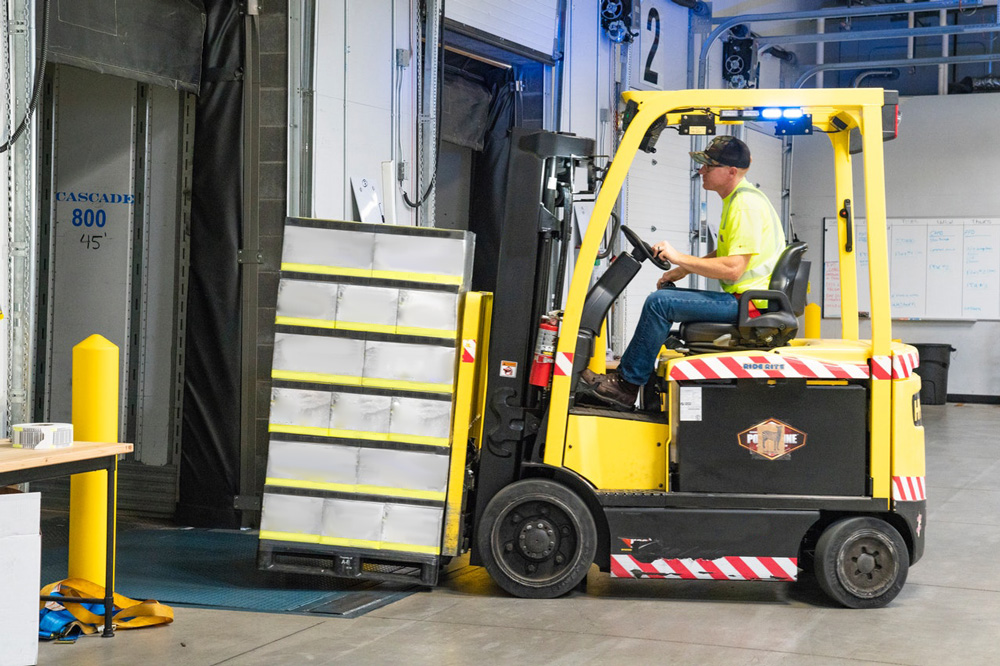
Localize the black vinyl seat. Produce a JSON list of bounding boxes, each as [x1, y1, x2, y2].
[[677, 242, 809, 352]]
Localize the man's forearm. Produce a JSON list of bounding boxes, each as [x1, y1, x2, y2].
[[669, 251, 746, 281], [669, 251, 715, 279]]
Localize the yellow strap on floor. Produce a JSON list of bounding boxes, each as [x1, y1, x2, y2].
[[40, 578, 174, 630]]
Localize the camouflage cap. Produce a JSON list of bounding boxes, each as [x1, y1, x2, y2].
[[690, 135, 751, 169]]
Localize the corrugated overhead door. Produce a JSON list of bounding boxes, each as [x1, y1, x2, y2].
[[622, 132, 694, 338], [619, 0, 692, 343], [445, 0, 559, 57]]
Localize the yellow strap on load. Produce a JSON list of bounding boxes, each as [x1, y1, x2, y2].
[[268, 423, 449, 448], [281, 262, 463, 286], [271, 369, 453, 394], [276, 316, 457, 339], [259, 530, 440, 555], [40, 578, 173, 632], [265, 477, 446, 502]]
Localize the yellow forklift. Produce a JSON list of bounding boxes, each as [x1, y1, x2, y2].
[[258, 88, 925, 610], [458, 87, 925, 609]]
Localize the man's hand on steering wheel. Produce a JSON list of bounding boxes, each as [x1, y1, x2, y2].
[[651, 240, 679, 265], [620, 226, 671, 271]]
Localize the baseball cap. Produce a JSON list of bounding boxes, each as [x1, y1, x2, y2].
[[690, 135, 751, 169]]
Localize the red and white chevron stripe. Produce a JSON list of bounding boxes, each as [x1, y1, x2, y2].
[[610, 554, 798, 581], [894, 350, 919, 378], [892, 475, 926, 501], [668, 354, 869, 381], [870, 356, 892, 380], [871, 351, 920, 380], [554, 352, 574, 377], [461, 339, 476, 363]]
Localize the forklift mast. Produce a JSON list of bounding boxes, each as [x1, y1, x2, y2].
[[472, 129, 595, 546]]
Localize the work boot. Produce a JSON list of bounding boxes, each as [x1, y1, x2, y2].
[[580, 368, 608, 387], [593, 374, 640, 411]]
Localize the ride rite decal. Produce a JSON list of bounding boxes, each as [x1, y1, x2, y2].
[[742, 361, 786, 371], [738, 418, 807, 460]]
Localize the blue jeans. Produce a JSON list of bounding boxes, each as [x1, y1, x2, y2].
[[617, 288, 738, 385]]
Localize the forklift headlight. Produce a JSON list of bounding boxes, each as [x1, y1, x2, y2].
[[759, 107, 804, 120]]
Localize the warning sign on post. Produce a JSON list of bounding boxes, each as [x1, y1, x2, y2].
[[499, 360, 517, 378]]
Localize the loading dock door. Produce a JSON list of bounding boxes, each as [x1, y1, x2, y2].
[[36, 64, 193, 516]]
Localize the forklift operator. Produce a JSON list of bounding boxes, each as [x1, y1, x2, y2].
[[585, 135, 786, 410]]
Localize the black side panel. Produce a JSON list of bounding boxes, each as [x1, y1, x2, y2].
[[606, 508, 820, 560], [893, 499, 927, 565], [675, 381, 868, 496], [579, 253, 643, 334], [45, 0, 206, 93], [177, 0, 243, 528]]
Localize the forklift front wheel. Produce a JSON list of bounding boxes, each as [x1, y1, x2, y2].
[[815, 516, 909, 609], [478, 479, 597, 599]]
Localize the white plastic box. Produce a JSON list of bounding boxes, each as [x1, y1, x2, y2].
[[0, 492, 41, 666]]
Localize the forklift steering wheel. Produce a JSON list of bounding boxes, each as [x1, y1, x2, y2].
[[621, 225, 671, 271]]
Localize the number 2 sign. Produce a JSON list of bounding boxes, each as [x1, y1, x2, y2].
[[633, 0, 688, 92]]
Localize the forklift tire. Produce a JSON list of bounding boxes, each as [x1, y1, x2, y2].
[[477, 478, 597, 599], [815, 517, 909, 609]]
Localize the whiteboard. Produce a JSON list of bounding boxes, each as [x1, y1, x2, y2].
[[823, 217, 1000, 320], [823, 218, 871, 318]]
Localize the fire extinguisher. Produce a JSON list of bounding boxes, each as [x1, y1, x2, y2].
[[529, 316, 559, 388]]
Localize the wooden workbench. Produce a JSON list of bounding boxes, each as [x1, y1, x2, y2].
[[0, 441, 132, 480], [0, 440, 133, 637]]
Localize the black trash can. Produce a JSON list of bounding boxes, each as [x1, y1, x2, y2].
[[911, 343, 956, 405]]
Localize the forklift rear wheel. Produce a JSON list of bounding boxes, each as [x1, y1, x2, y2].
[[478, 479, 597, 599], [815, 517, 909, 609]]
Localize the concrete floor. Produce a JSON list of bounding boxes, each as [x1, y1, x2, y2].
[[36, 403, 1000, 666]]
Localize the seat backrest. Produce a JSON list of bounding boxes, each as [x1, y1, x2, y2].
[[790, 259, 811, 316], [766, 241, 808, 312], [677, 241, 809, 351]]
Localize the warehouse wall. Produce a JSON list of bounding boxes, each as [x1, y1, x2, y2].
[[559, 0, 789, 348], [311, 2, 418, 223], [0, 106, 8, 435], [300, 1, 842, 360], [308, 1, 564, 224], [305, 0, 796, 234], [253, 0, 292, 510], [791, 92, 1000, 398]]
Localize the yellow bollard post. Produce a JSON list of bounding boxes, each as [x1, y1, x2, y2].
[[69, 335, 119, 585], [804, 302, 822, 339]]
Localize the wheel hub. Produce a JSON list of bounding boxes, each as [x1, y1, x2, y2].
[[838, 531, 898, 598], [518, 519, 557, 560], [855, 551, 877, 575]]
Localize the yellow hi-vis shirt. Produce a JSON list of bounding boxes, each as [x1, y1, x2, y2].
[[716, 178, 786, 295]]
